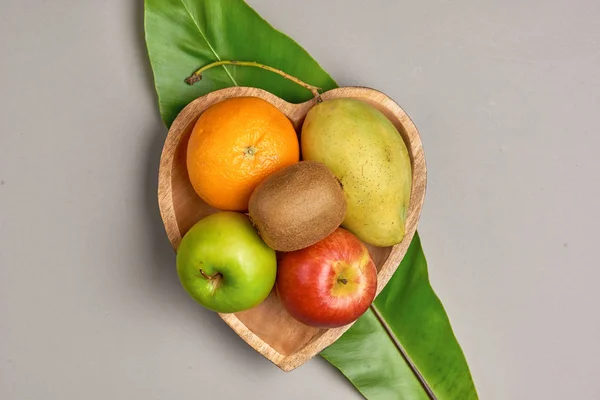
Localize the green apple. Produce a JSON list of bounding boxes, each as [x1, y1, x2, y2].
[[176, 211, 277, 313]]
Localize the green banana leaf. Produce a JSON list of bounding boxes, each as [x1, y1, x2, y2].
[[144, 0, 337, 127], [144, 0, 478, 398], [321, 233, 478, 399]]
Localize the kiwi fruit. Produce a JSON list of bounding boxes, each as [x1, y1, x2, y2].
[[248, 160, 347, 252]]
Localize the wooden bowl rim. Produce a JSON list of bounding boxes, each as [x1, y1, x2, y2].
[[157, 86, 427, 371]]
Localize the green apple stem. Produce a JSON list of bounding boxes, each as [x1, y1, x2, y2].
[[199, 269, 222, 281], [185, 60, 323, 102]]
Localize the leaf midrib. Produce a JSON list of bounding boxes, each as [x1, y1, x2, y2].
[[179, 0, 238, 86], [370, 304, 437, 400]]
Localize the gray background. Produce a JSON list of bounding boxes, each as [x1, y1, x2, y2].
[[1, 0, 599, 399]]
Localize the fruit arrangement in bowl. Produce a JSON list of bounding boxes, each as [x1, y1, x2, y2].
[[158, 83, 426, 371]]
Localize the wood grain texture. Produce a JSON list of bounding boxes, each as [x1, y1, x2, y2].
[[157, 86, 427, 372]]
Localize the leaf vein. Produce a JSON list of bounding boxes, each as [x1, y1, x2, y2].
[[370, 304, 438, 400], [179, 0, 239, 86]]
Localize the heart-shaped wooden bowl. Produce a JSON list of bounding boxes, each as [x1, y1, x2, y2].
[[158, 86, 426, 371]]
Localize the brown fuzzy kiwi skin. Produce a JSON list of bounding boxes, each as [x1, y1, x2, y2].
[[248, 160, 347, 252]]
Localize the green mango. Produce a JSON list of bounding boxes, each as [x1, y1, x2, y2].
[[301, 98, 412, 247]]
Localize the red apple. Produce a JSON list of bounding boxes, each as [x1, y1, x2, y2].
[[276, 228, 377, 328]]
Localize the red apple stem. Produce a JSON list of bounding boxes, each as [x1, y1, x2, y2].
[[185, 60, 323, 102], [337, 278, 348, 285]]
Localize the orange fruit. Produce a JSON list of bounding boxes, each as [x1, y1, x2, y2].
[[186, 96, 300, 211]]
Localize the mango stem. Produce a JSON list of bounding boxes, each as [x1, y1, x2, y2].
[[185, 60, 322, 101]]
